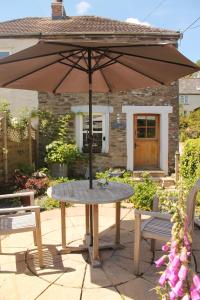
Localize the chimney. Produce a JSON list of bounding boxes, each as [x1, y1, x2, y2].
[[51, 0, 66, 20]]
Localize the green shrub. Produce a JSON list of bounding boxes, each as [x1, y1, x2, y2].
[[45, 141, 80, 165], [180, 138, 200, 182], [130, 172, 157, 211], [96, 170, 157, 211]]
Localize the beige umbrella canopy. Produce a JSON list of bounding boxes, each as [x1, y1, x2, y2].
[[0, 40, 199, 188], [0, 40, 198, 93]]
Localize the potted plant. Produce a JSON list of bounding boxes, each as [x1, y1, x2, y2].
[[45, 140, 80, 178]]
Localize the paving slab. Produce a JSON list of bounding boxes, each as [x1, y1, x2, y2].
[[117, 278, 157, 300], [82, 286, 122, 300], [0, 205, 199, 300]]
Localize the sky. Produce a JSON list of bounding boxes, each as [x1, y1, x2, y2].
[[0, 0, 199, 62]]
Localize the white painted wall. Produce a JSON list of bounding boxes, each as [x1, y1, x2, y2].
[[122, 105, 172, 175], [0, 38, 39, 115], [180, 95, 200, 113]]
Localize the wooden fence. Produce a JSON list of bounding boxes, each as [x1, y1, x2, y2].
[[0, 116, 37, 184]]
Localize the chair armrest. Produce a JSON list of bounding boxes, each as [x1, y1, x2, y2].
[[0, 191, 35, 205], [0, 205, 40, 214], [134, 209, 171, 220]]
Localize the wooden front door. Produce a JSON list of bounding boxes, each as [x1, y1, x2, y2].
[[134, 114, 160, 170]]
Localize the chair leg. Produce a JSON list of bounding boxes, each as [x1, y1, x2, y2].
[[134, 214, 141, 276], [33, 231, 37, 246], [151, 239, 156, 253], [35, 209, 43, 268]]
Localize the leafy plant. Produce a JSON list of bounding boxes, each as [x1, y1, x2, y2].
[[14, 169, 48, 196], [180, 138, 200, 182], [96, 170, 157, 211], [180, 109, 200, 142], [130, 172, 157, 211], [38, 110, 72, 145], [45, 140, 80, 165]]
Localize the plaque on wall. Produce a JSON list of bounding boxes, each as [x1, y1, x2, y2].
[[111, 121, 126, 129]]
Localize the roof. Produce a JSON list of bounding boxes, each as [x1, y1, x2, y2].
[[0, 16, 179, 36], [179, 77, 200, 94]]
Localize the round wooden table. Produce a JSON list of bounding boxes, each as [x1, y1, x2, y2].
[[47, 180, 133, 267]]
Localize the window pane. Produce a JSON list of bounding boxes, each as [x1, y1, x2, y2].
[[147, 116, 156, 127], [93, 114, 102, 132], [93, 133, 102, 153], [137, 116, 146, 127], [83, 114, 89, 131], [0, 52, 9, 59], [82, 133, 89, 153], [137, 128, 146, 138], [147, 127, 156, 138]]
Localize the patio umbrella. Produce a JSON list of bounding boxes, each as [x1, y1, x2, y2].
[[0, 40, 199, 189]]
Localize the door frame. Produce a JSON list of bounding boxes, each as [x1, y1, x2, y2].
[[134, 113, 160, 170], [122, 106, 173, 175]]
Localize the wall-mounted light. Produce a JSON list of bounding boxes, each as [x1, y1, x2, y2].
[[116, 113, 121, 124]]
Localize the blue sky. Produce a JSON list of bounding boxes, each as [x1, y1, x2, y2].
[[0, 0, 199, 62]]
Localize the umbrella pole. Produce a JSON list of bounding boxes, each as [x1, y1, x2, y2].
[[88, 49, 93, 190], [88, 49, 93, 246]]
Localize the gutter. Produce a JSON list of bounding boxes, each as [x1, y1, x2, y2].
[[0, 31, 181, 38]]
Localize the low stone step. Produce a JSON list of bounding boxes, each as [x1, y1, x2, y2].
[[133, 170, 166, 178], [132, 176, 176, 188]]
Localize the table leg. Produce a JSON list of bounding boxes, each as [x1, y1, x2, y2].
[[85, 204, 90, 235], [115, 202, 121, 245], [92, 204, 100, 266], [61, 201, 66, 249], [89, 204, 93, 246]]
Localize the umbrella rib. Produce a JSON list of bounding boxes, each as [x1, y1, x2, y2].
[[0, 49, 82, 66], [93, 56, 112, 92], [98, 51, 165, 85], [53, 55, 83, 94], [59, 61, 87, 72], [92, 53, 123, 72], [2, 58, 65, 87], [104, 49, 197, 70]]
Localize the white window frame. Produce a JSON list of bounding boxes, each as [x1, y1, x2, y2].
[[71, 105, 113, 153]]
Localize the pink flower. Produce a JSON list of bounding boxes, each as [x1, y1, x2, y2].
[[193, 275, 200, 292], [190, 289, 200, 300], [180, 247, 188, 262], [159, 272, 166, 286], [169, 252, 176, 262], [155, 255, 167, 268], [182, 294, 190, 300], [169, 291, 177, 300], [167, 269, 179, 287], [173, 280, 184, 297], [171, 255, 181, 269], [178, 265, 188, 281], [162, 243, 170, 252], [171, 240, 177, 249]]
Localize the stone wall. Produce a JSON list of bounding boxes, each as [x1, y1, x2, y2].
[[39, 81, 179, 175]]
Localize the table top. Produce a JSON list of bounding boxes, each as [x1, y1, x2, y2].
[[47, 180, 134, 204]]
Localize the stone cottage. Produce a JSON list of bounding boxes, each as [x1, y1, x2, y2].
[[0, 0, 181, 175]]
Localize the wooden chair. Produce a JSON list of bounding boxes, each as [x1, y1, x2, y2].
[[0, 191, 43, 268], [133, 179, 200, 275]]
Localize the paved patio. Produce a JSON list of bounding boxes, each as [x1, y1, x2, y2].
[[1, 204, 200, 300]]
